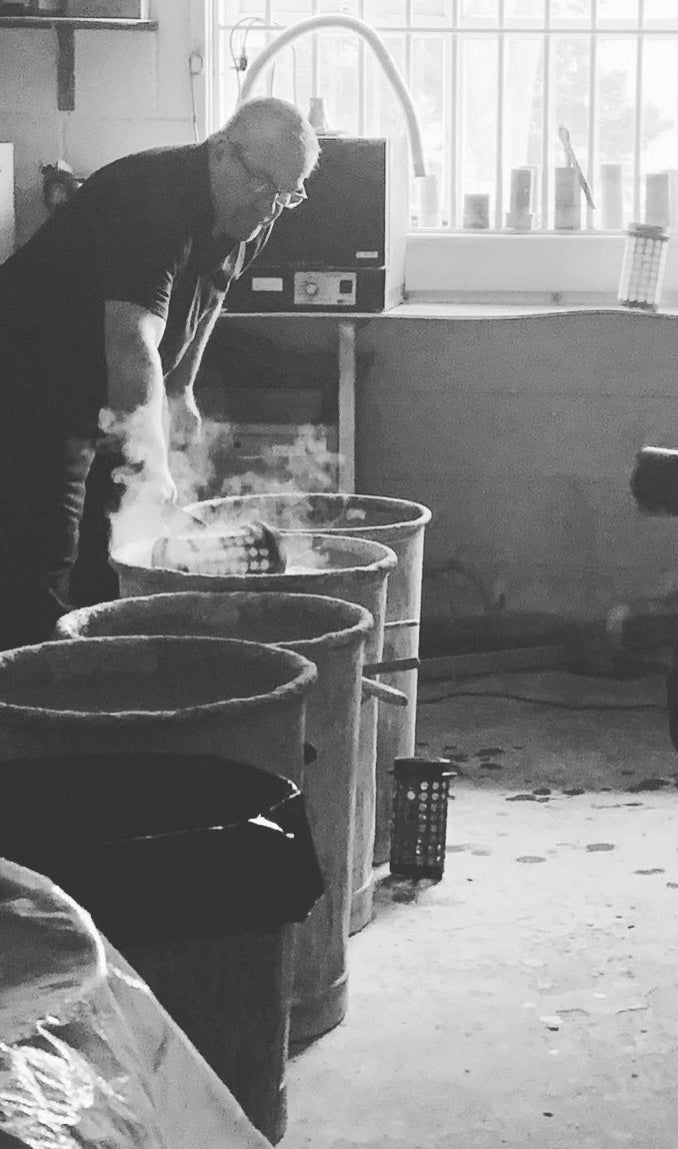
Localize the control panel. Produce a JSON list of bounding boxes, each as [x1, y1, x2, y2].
[[293, 270, 357, 307]]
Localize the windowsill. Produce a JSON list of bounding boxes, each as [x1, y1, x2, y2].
[[389, 297, 678, 319], [404, 231, 678, 303]]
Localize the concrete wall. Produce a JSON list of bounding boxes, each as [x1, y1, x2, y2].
[[356, 310, 678, 625], [0, 1, 197, 245]]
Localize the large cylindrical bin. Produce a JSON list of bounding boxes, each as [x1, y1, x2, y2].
[[186, 494, 432, 865], [111, 533, 396, 935], [0, 636, 317, 1142], [0, 760, 323, 1146], [56, 591, 374, 1041], [0, 636, 316, 786]]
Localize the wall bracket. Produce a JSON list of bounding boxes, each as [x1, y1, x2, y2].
[[0, 17, 158, 111]]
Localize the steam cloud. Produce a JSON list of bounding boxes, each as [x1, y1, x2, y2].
[[104, 409, 344, 558]]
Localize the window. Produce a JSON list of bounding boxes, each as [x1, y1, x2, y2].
[[208, 1, 678, 302]]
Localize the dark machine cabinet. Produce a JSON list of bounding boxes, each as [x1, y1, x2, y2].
[[226, 135, 408, 315]]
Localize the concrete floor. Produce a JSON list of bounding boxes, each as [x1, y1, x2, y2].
[[281, 668, 678, 1149]]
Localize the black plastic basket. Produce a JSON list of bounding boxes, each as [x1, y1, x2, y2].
[[389, 757, 455, 879]]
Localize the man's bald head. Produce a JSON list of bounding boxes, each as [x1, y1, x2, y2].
[[219, 96, 320, 185], [207, 97, 320, 241]]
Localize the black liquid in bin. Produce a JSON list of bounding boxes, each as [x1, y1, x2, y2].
[[0, 753, 325, 945]]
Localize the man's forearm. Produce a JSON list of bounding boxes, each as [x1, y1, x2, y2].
[[164, 303, 222, 399], [106, 345, 168, 466]]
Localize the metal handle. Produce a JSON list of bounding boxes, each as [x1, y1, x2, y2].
[[383, 618, 419, 631], [361, 677, 408, 707], [363, 656, 420, 675]]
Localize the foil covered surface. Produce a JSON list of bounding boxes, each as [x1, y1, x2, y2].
[[0, 860, 272, 1149]]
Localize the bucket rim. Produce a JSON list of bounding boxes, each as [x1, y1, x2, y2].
[[55, 592, 375, 653], [187, 492, 433, 536], [0, 636, 318, 723], [110, 531, 398, 582]]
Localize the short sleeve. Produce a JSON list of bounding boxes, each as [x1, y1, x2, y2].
[[92, 178, 188, 323]]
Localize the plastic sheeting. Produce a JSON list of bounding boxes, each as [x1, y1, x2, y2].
[[0, 859, 272, 1149]]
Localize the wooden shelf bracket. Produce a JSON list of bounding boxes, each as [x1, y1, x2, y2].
[[0, 17, 158, 111]]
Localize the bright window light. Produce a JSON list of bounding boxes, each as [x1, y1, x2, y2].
[[210, 1, 678, 301]]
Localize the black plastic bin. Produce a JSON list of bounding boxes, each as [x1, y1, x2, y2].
[[0, 752, 324, 1145], [389, 757, 456, 879]]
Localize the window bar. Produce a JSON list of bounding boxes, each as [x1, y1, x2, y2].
[[494, 0, 506, 229], [586, 0, 598, 230], [404, 0, 413, 100], [540, 0, 552, 230], [357, 0, 366, 135], [263, 0, 274, 99], [457, 3, 468, 231], [403, 0, 413, 222], [311, 0, 319, 99], [210, 0, 221, 127], [632, 0, 644, 222], [449, 0, 460, 230]]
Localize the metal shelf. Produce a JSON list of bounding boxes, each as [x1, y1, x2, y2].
[[0, 16, 158, 110]]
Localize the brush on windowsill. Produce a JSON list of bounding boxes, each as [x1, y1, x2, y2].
[[558, 124, 596, 210]]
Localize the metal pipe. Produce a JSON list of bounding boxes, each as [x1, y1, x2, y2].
[[361, 677, 409, 706]]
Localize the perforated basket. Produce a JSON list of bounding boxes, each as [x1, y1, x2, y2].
[[389, 757, 455, 879]]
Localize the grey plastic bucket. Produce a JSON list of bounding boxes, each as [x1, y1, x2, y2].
[[110, 533, 396, 934], [0, 636, 316, 788], [56, 591, 373, 1041], [186, 494, 432, 864]]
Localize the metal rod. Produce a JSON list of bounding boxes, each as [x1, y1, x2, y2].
[[363, 657, 421, 675], [337, 321, 356, 493], [361, 677, 409, 706]]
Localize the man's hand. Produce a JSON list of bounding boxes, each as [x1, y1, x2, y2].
[[146, 460, 178, 506], [168, 390, 202, 450]]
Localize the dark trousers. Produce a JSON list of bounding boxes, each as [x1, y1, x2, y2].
[[0, 378, 120, 651]]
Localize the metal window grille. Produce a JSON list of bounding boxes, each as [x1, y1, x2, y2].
[[213, 1, 678, 232]]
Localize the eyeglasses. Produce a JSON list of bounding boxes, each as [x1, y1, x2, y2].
[[231, 141, 307, 210]]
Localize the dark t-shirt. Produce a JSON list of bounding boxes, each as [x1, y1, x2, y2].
[[0, 141, 269, 422]]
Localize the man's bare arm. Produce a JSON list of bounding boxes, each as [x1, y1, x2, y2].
[[164, 304, 222, 400], [163, 303, 223, 447], [103, 300, 175, 501]]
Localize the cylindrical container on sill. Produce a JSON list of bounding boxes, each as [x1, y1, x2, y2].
[[463, 193, 490, 230], [617, 222, 669, 312], [600, 163, 624, 230], [111, 529, 397, 936], [389, 757, 456, 880], [518, 164, 539, 224], [554, 165, 581, 230], [182, 494, 432, 874], [506, 167, 533, 229], [56, 590, 374, 1043], [645, 172, 670, 228]]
